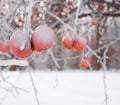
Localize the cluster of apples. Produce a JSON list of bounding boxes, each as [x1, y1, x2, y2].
[[0, 25, 91, 69], [62, 35, 87, 51], [0, 25, 56, 58], [62, 34, 91, 69]]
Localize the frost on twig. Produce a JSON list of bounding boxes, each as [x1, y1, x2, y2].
[[48, 49, 61, 70], [27, 68, 40, 105], [87, 45, 108, 105], [102, 47, 108, 105], [0, 71, 29, 93]]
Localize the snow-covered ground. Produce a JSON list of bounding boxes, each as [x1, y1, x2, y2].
[[0, 70, 120, 105]]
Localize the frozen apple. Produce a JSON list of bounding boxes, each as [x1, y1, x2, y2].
[[62, 35, 74, 50], [31, 25, 56, 52], [97, 3, 104, 11], [9, 30, 33, 58], [73, 37, 87, 51], [0, 40, 9, 52], [91, 20, 97, 26], [80, 56, 91, 68]]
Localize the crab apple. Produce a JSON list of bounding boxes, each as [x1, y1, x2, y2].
[[0, 40, 9, 52], [112, 7, 118, 11], [31, 25, 56, 52], [91, 20, 97, 26], [73, 37, 87, 51], [9, 30, 33, 58], [80, 56, 91, 69], [62, 35, 74, 50], [97, 3, 104, 11]]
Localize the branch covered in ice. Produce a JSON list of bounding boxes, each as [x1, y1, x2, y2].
[[0, 59, 28, 66]]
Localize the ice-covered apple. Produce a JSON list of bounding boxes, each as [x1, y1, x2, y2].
[[9, 30, 33, 58], [62, 35, 74, 50], [73, 36, 87, 51], [31, 25, 56, 52], [0, 40, 9, 52], [80, 56, 91, 68], [91, 20, 97, 26]]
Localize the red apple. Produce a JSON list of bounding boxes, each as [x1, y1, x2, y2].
[[97, 3, 104, 11], [73, 37, 87, 51], [80, 56, 91, 68], [62, 35, 74, 49], [31, 25, 56, 52], [91, 20, 97, 26], [9, 30, 33, 58], [0, 40, 9, 52]]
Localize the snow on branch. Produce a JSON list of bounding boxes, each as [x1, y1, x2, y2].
[[0, 59, 28, 66]]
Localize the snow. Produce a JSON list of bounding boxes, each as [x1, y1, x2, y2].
[[0, 71, 120, 105]]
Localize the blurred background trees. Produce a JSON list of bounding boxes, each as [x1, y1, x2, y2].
[[0, 0, 120, 70]]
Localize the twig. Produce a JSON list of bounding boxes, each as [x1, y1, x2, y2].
[[103, 68, 108, 105], [28, 70, 40, 105], [75, 0, 82, 25], [0, 71, 29, 93], [23, 0, 33, 33], [56, 54, 82, 61], [87, 45, 101, 60], [48, 50, 61, 69], [0, 0, 23, 24], [53, 69, 59, 88], [87, 45, 108, 105], [46, 10, 73, 31], [71, 0, 81, 39], [95, 37, 120, 53], [102, 47, 108, 105]]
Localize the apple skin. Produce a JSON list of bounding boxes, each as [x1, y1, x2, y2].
[[80, 56, 91, 68], [91, 20, 97, 26], [62, 35, 74, 50], [97, 4, 104, 11], [9, 30, 33, 58], [73, 37, 87, 51], [0, 40, 9, 52], [31, 25, 56, 52]]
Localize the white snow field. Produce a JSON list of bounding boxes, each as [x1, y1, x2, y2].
[[0, 70, 120, 105]]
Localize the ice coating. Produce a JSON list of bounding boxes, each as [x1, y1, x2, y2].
[[0, 40, 9, 52], [35, 25, 56, 43], [9, 30, 33, 58], [73, 37, 87, 51], [31, 25, 56, 51]]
